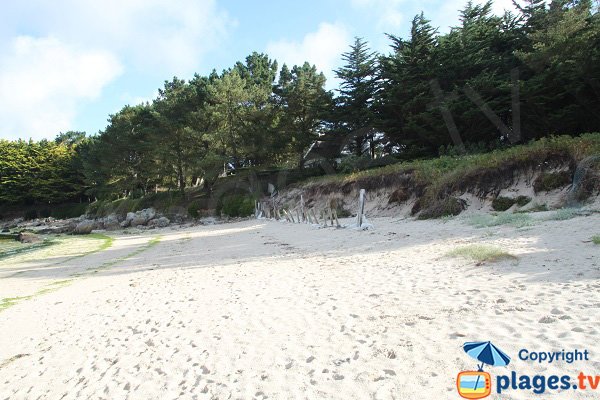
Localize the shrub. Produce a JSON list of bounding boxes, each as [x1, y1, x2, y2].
[[86, 199, 114, 218], [51, 203, 88, 219], [533, 171, 572, 192], [515, 195, 532, 206], [491, 196, 515, 211], [418, 197, 466, 219], [217, 194, 255, 217], [592, 235, 600, 245], [187, 200, 202, 218], [338, 155, 372, 174], [86, 200, 104, 217], [24, 209, 38, 220], [491, 195, 532, 211]]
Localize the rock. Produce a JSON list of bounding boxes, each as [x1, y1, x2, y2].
[[130, 208, 156, 227], [74, 220, 96, 235], [142, 208, 156, 220], [101, 214, 121, 231], [4, 218, 23, 230], [17, 232, 42, 243], [147, 217, 170, 228], [116, 209, 158, 228], [130, 216, 147, 227], [199, 217, 218, 225], [170, 214, 185, 224], [120, 212, 136, 228], [35, 226, 66, 235]]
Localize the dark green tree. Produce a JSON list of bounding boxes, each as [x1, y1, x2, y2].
[[275, 62, 332, 167], [334, 38, 380, 157], [378, 13, 441, 157], [154, 77, 208, 193]]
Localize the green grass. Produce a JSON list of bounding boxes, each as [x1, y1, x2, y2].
[[468, 213, 536, 228], [82, 235, 162, 275], [516, 203, 549, 213], [447, 245, 517, 262], [467, 207, 582, 228], [0, 234, 155, 313], [545, 208, 580, 221], [592, 235, 600, 245], [87, 233, 114, 253], [0, 234, 115, 313], [0, 233, 113, 262], [0, 239, 56, 260], [0, 280, 75, 312]]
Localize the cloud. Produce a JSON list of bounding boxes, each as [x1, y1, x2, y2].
[[2, 0, 235, 78], [351, 0, 519, 35], [0, 36, 123, 140], [266, 22, 351, 87], [0, 0, 234, 139], [429, 0, 520, 32], [350, 0, 406, 31]]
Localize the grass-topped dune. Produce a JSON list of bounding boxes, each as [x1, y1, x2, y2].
[[291, 133, 600, 219], [446, 244, 517, 263]]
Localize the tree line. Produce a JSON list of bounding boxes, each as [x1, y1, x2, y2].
[[1, 0, 598, 207]]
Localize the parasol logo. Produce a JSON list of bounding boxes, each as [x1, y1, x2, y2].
[[457, 341, 511, 399]]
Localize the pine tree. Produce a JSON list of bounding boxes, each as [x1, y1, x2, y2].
[[275, 62, 332, 167], [378, 13, 442, 157], [334, 37, 380, 157]]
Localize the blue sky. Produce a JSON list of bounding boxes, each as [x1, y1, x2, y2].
[[0, 0, 515, 141]]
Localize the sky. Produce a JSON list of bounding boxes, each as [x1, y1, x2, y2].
[[0, 0, 517, 141]]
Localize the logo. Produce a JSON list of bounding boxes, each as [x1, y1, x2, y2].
[[456, 341, 511, 399], [457, 342, 598, 396], [457, 371, 492, 399]]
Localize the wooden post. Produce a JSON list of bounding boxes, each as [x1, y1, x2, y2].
[[300, 195, 305, 223], [282, 209, 292, 223], [311, 209, 319, 225], [357, 189, 366, 228], [289, 210, 296, 223], [333, 209, 340, 227]]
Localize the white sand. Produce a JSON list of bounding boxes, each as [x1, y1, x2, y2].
[[1, 214, 599, 399]]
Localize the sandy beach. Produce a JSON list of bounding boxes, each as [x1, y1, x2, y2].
[[1, 214, 599, 399]]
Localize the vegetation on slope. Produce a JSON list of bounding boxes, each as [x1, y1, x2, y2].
[[299, 134, 600, 218]]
